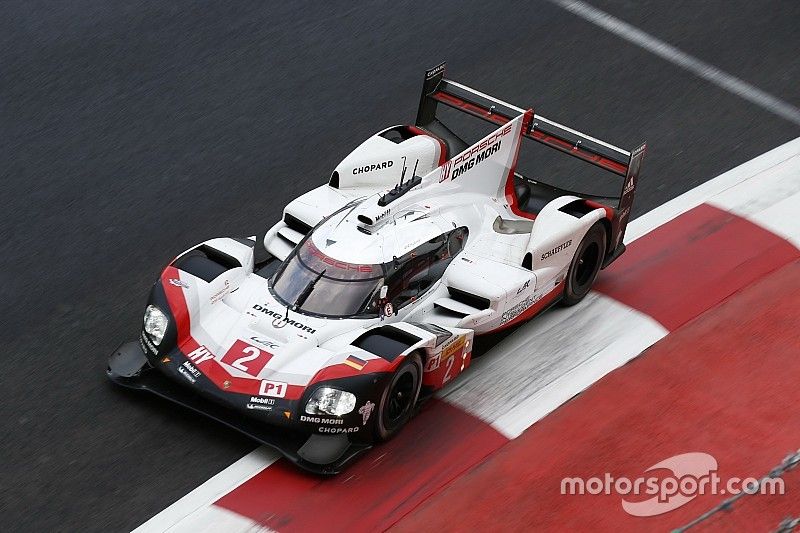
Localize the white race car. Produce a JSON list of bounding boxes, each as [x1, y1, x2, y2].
[[107, 63, 646, 473]]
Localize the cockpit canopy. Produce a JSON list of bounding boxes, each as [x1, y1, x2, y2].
[[270, 227, 467, 319]]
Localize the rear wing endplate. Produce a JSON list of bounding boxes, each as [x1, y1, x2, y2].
[[415, 62, 646, 208]]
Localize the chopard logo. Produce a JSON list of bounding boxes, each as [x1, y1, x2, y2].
[[353, 160, 393, 175]]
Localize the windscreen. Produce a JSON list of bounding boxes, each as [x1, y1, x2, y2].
[[271, 238, 385, 318]]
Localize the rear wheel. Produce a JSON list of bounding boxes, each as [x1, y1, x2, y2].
[[374, 352, 422, 441], [562, 221, 607, 306]]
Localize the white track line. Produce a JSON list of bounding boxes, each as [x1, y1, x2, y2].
[[133, 448, 280, 533], [134, 137, 800, 532], [549, 0, 800, 127]]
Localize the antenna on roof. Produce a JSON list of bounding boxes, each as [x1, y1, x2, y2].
[[378, 157, 422, 207], [399, 156, 407, 188]]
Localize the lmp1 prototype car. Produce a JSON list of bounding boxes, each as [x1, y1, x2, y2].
[[107, 63, 646, 474]]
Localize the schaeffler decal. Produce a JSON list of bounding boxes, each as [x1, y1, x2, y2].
[[541, 239, 572, 261], [359, 401, 375, 425], [168, 278, 189, 288]]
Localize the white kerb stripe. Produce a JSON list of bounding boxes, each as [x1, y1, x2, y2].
[[133, 447, 280, 533], [707, 148, 800, 249], [625, 137, 800, 243], [439, 293, 667, 438]]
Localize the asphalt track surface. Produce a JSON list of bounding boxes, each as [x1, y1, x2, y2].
[[2, 1, 798, 531]]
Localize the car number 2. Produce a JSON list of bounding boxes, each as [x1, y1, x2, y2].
[[221, 340, 273, 376], [443, 355, 455, 384], [232, 346, 260, 372]]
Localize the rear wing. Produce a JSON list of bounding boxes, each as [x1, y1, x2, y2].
[[415, 61, 646, 249]]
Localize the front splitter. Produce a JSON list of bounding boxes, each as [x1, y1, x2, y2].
[[107, 342, 370, 475]]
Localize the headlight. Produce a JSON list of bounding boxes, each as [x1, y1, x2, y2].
[[305, 387, 356, 416], [143, 305, 169, 346]]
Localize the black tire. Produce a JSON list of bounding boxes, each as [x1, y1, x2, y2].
[[374, 352, 422, 441], [561, 221, 607, 306]]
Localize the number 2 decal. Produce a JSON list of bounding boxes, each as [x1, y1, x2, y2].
[[221, 340, 273, 376], [231, 346, 260, 372], [443, 356, 455, 384]]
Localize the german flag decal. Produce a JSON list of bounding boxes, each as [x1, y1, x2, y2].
[[343, 355, 367, 371]]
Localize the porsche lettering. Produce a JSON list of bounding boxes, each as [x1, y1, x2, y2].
[[451, 141, 501, 180]]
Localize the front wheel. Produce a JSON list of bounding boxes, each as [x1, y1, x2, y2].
[[374, 352, 422, 441], [562, 221, 607, 306]]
